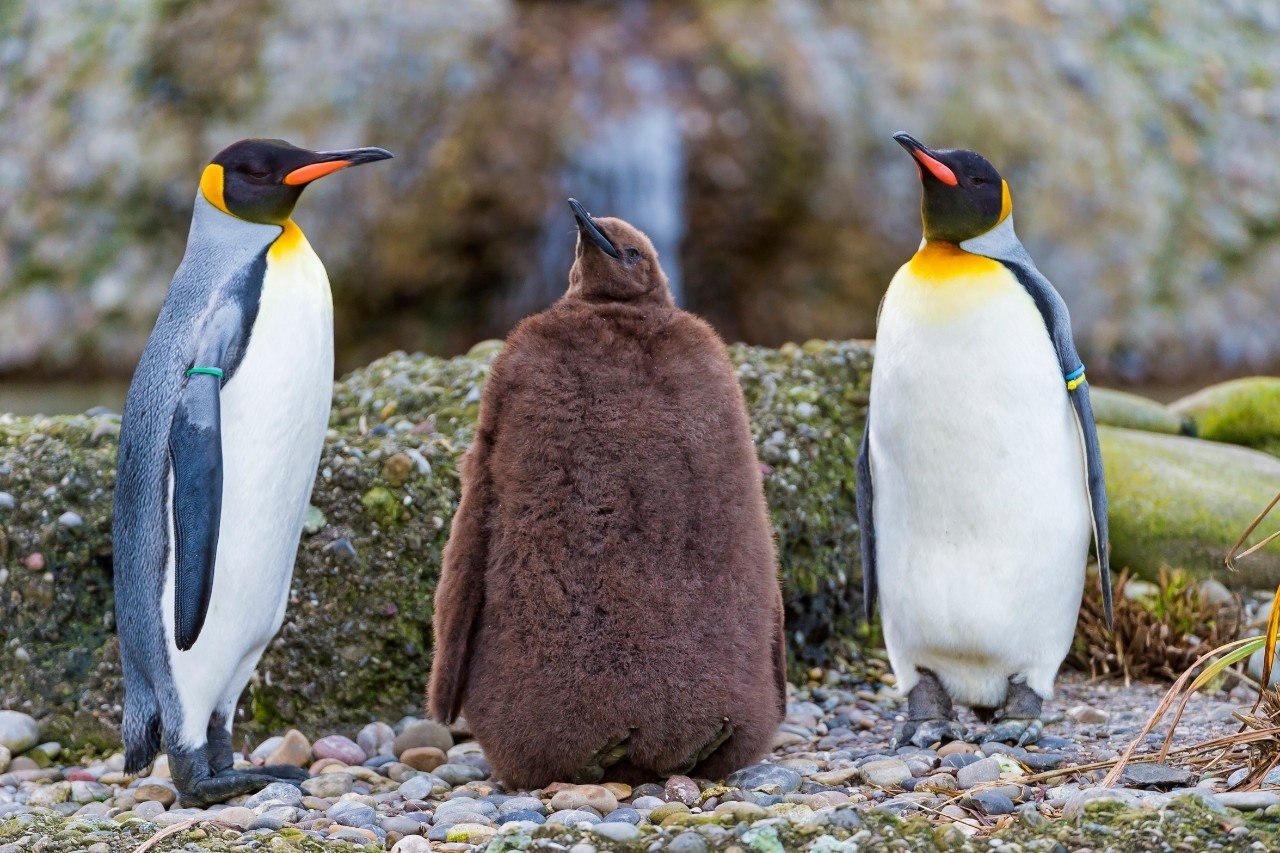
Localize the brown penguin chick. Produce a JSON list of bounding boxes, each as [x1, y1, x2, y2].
[[428, 200, 787, 789]]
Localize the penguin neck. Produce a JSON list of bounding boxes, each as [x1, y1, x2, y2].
[[908, 240, 1001, 281], [267, 219, 311, 263]]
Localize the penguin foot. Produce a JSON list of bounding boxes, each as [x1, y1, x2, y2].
[[665, 716, 734, 776], [892, 717, 969, 750], [177, 769, 282, 808], [246, 764, 310, 783], [571, 730, 633, 784], [981, 717, 1043, 747]]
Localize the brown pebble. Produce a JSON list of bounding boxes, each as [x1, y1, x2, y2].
[[383, 453, 414, 487], [265, 729, 312, 768], [23, 553, 45, 571], [399, 747, 447, 773]]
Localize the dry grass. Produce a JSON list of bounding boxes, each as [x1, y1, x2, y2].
[[1068, 567, 1243, 684]]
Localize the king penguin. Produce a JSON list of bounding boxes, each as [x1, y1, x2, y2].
[[113, 138, 392, 805], [428, 200, 787, 788], [856, 133, 1112, 747]]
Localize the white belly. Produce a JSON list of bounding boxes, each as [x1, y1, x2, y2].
[[163, 238, 333, 745], [869, 258, 1090, 707]]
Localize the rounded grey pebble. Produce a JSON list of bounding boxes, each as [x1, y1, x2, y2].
[[501, 809, 546, 825], [325, 799, 377, 827], [0, 493, 14, 509], [725, 763, 802, 794], [632, 795, 665, 811], [435, 798, 498, 819], [591, 821, 641, 842], [381, 815, 427, 835], [969, 791, 1015, 816], [398, 774, 447, 800], [58, 511, 83, 528], [603, 807, 642, 824], [245, 782, 303, 809], [547, 808, 602, 826], [499, 796, 547, 816], [431, 763, 485, 786], [667, 830, 708, 852]]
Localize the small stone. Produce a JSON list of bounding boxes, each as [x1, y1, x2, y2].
[[603, 807, 643, 824], [244, 782, 303, 808], [714, 801, 768, 821], [501, 809, 547, 824], [592, 821, 641, 842], [432, 763, 485, 786], [499, 796, 547, 816], [302, 504, 327, 535], [265, 729, 312, 767], [22, 553, 44, 572], [398, 773, 448, 800], [435, 798, 498, 820], [968, 791, 1015, 815], [547, 808, 602, 826], [956, 756, 1002, 789], [392, 837, 433, 853], [58, 511, 83, 528], [1122, 763, 1193, 789], [811, 766, 860, 786], [251, 736, 284, 760], [393, 720, 453, 757], [382, 815, 428, 836], [937, 741, 980, 757], [0, 747, 8, 774], [603, 781, 631, 800], [664, 775, 700, 806], [357, 722, 396, 757], [0, 711, 39, 754], [725, 763, 802, 794], [860, 758, 911, 789], [0, 493, 13, 510], [214, 806, 257, 829], [399, 746, 447, 772], [312, 735, 366, 766], [327, 798, 377, 827], [632, 795, 664, 811], [383, 453, 415, 486], [1217, 791, 1280, 811], [551, 784, 618, 814], [1066, 705, 1110, 725], [648, 801, 690, 824], [26, 782, 71, 806], [133, 783, 177, 806], [302, 771, 355, 798], [667, 831, 708, 852]]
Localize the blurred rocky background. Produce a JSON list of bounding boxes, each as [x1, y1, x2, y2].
[[4, 0, 1280, 392]]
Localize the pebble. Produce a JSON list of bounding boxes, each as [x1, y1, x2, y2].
[[547, 808, 603, 826], [1067, 705, 1110, 724], [725, 763, 802, 793], [432, 762, 485, 786], [215, 806, 258, 829], [591, 821, 641, 842], [603, 806, 642, 824], [501, 809, 546, 824], [265, 729, 312, 767], [391, 837, 432, 853], [499, 796, 547, 816], [57, 511, 82, 528], [302, 771, 355, 798], [398, 773, 447, 800], [968, 790, 1016, 815], [244, 781, 303, 808], [859, 758, 911, 789], [551, 784, 618, 814], [357, 721, 396, 756], [667, 830, 709, 852], [956, 756, 1002, 789], [326, 798, 377, 827], [132, 782, 176, 806], [312, 735, 366, 765], [0, 711, 39, 754], [393, 720, 453, 757], [1122, 763, 1194, 788], [664, 774, 700, 805], [399, 746, 447, 772], [1218, 791, 1280, 811], [632, 795, 665, 811]]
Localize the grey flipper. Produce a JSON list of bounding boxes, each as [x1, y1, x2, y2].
[[169, 280, 264, 650], [962, 217, 1113, 626], [113, 194, 278, 770], [855, 420, 877, 621]]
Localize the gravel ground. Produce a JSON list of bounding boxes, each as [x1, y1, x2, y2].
[[3, 670, 1280, 852]]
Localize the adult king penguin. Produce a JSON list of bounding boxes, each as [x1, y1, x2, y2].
[[113, 138, 391, 805], [857, 133, 1111, 747], [428, 200, 787, 788]]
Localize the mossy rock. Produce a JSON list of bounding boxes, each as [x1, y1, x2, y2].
[[1090, 387, 1191, 435], [1100, 426, 1280, 588], [1170, 377, 1280, 457], [0, 340, 870, 750]]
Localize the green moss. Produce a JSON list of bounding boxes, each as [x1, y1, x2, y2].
[[1171, 377, 1280, 457], [359, 486, 402, 526], [1100, 426, 1280, 587], [1091, 387, 1192, 435]]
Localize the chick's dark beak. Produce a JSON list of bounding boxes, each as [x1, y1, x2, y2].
[[892, 132, 958, 187], [568, 198, 622, 259], [284, 147, 394, 186]]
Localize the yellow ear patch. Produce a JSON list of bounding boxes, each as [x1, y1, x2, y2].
[[200, 164, 231, 215], [999, 180, 1013, 222]]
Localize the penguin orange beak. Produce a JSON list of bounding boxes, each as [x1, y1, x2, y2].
[[893, 132, 958, 187], [283, 147, 394, 186], [568, 198, 622, 259]]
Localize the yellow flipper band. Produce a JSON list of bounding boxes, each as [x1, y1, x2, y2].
[[1065, 365, 1086, 391]]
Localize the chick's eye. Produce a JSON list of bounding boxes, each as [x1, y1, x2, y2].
[[625, 247, 641, 261]]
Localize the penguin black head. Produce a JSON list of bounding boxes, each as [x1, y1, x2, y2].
[[566, 199, 672, 303], [893, 132, 1012, 244], [200, 138, 393, 225]]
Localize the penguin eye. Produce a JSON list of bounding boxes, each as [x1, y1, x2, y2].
[[624, 247, 641, 261], [970, 176, 987, 187], [238, 165, 272, 181]]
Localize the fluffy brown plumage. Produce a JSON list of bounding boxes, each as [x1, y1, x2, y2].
[[428, 207, 786, 788]]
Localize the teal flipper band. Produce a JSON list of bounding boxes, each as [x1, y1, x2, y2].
[[1064, 364, 1086, 391], [185, 366, 224, 380]]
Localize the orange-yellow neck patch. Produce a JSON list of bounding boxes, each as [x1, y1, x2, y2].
[[907, 241, 1004, 281], [268, 219, 308, 262], [199, 164, 231, 215]]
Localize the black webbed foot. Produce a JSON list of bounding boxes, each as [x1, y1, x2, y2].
[[892, 668, 966, 749], [980, 677, 1045, 746], [893, 717, 970, 750], [245, 763, 311, 783]]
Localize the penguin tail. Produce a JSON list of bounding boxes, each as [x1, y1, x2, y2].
[[122, 689, 163, 774]]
